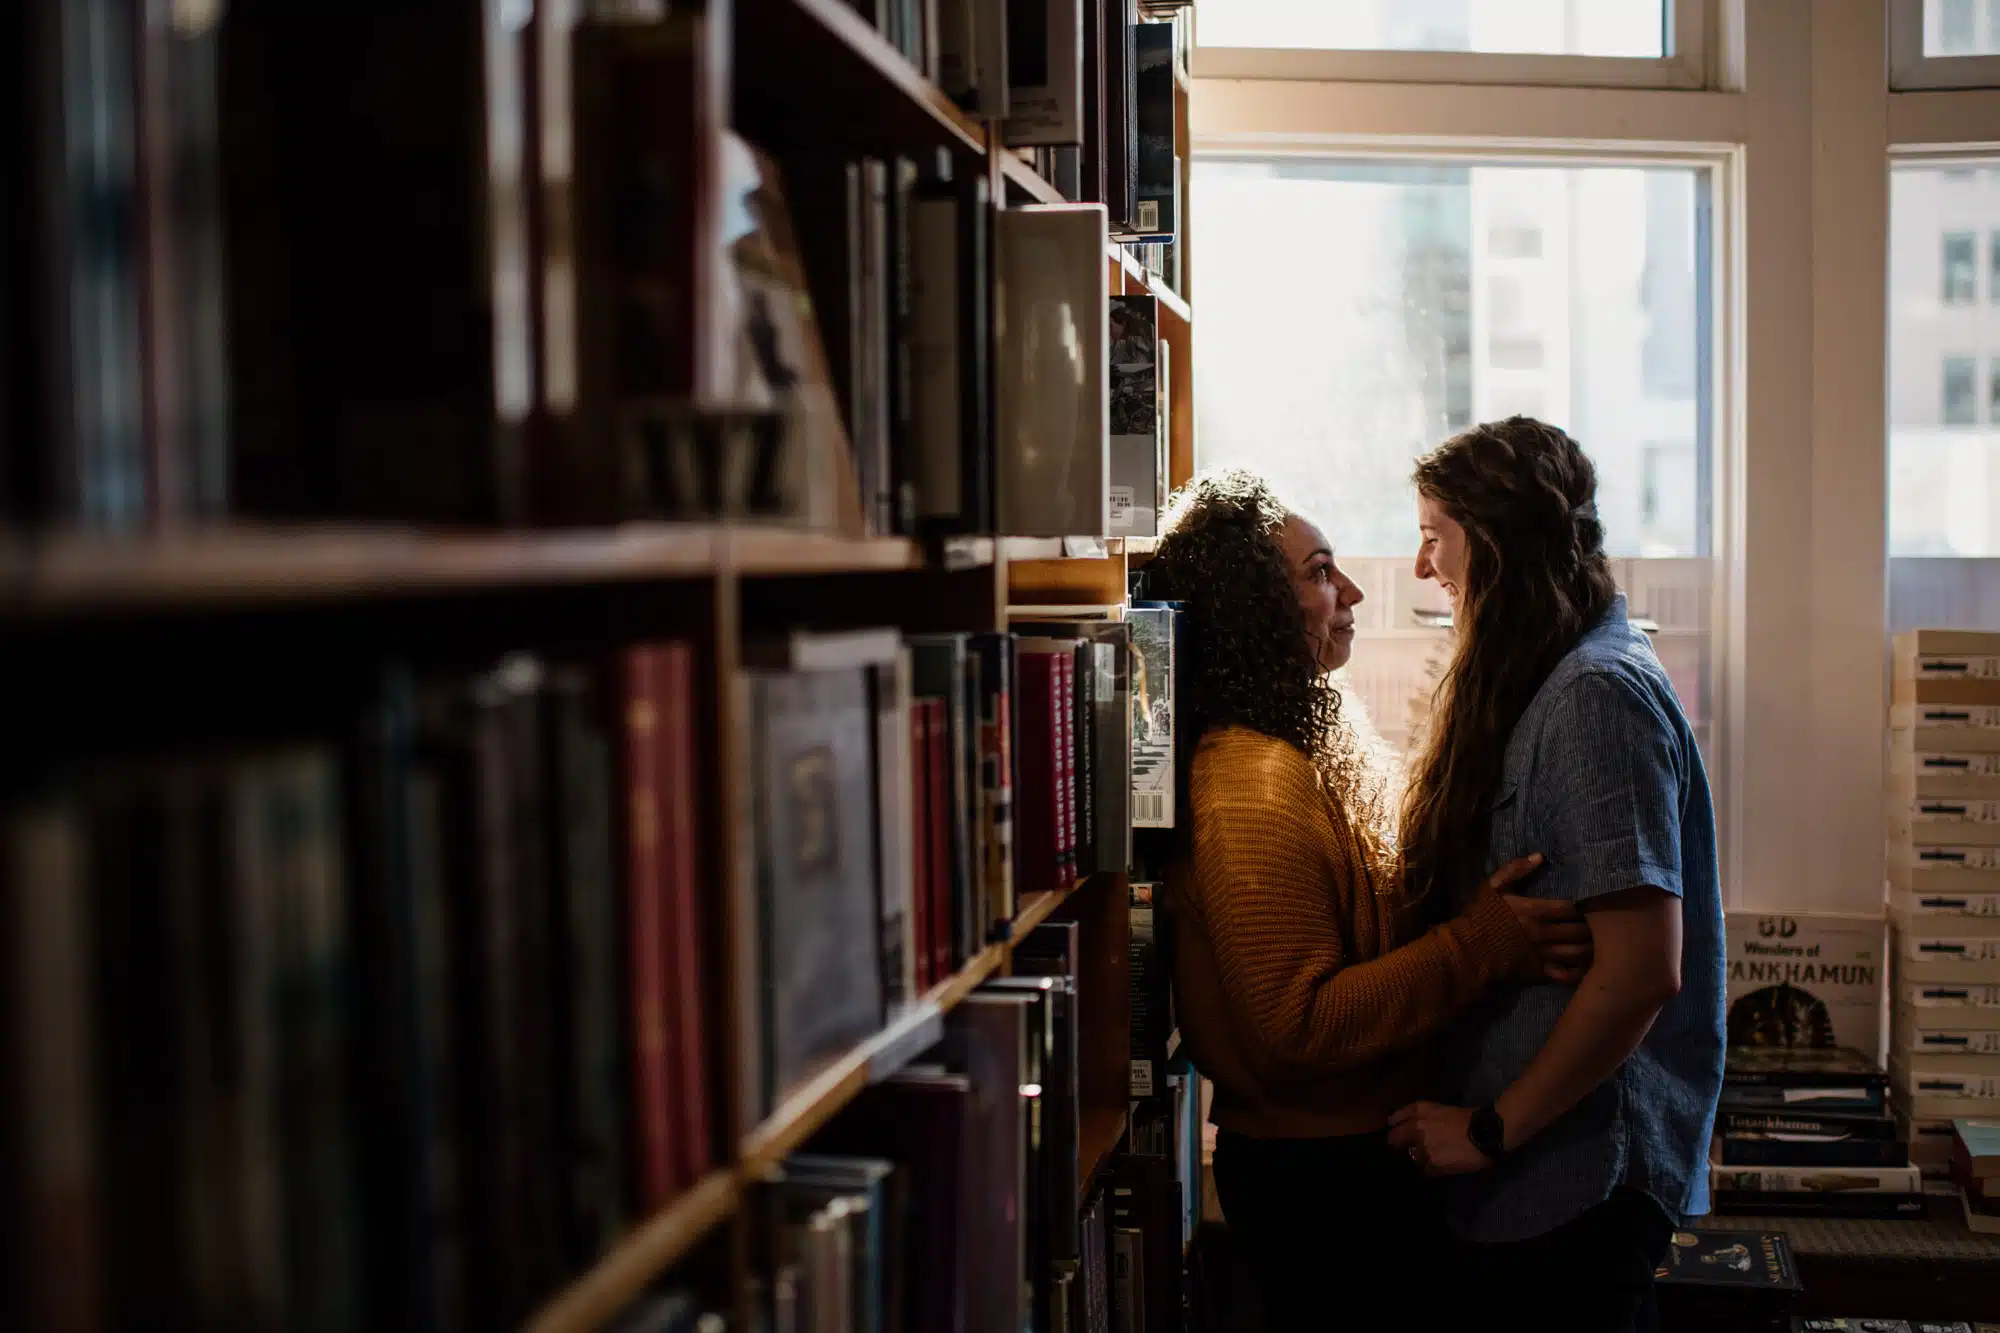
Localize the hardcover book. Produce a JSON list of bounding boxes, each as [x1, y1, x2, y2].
[[1725, 910, 1885, 1062], [1126, 603, 1177, 828], [1004, 0, 1084, 145], [996, 205, 1110, 536], [746, 666, 885, 1112], [1132, 24, 1176, 241], [1107, 296, 1163, 539]]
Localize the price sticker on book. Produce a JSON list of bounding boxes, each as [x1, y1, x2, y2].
[[1108, 487, 1135, 532]]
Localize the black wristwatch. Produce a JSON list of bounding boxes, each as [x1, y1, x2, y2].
[[1468, 1103, 1508, 1161]]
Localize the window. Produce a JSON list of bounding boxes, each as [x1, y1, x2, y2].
[[1945, 357, 1979, 424], [1894, 164, 2000, 631], [1946, 231, 1978, 303], [1195, 0, 1666, 57], [1893, 0, 2000, 88], [1193, 156, 1713, 759]]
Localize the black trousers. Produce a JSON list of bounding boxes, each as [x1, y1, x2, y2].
[[1451, 1187, 1675, 1333], [1210, 1128, 1448, 1333]]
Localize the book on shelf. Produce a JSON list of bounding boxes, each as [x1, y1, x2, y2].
[[737, 663, 885, 1123], [1102, 0, 1137, 233], [1005, 0, 1086, 146], [1014, 618, 1134, 875], [1131, 23, 1177, 242], [907, 152, 996, 536], [941, 992, 1034, 1333], [1125, 602, 1178, 829], [996, 204, 1110, 537], [1720, 1046, 1888, 1114], [1129, 880, 1173, 1099], [1107, 1151, 1180, 1333], [1017, 643, 1079, 899], [910, 634, 984, 960], [972, 632, 1020, 928], [1107, 295, 1164, 540], [1893, 630, 2000, 706], [1010, 923, 1086, 1263]]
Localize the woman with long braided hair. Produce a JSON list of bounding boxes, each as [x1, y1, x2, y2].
[[1145, 469, 1588, 1331], [1385, 418, 1725, 1333]]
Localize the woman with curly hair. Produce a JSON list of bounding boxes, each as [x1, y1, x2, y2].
[[1144, 470, 1589, 1330]]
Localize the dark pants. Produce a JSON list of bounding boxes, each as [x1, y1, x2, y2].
[[1211, 1128, 1448, 1333], [1452, 1187, 1674, 1333]]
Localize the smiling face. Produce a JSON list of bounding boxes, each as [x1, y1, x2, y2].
[[1414, 491, 1472, 606], [1276, 512, 1363, 672]]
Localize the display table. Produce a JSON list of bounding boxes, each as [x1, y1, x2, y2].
[[1692, 1202, 2000, 1322]]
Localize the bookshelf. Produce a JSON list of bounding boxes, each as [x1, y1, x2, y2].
[[5, 0, 1198, 1329]]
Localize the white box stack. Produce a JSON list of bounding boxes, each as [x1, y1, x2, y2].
[[1889, 629, 2000, 1171]]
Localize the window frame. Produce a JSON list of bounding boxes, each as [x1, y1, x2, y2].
[[1191, 0, 1711, 91], [1892, 0, 2000, 91]]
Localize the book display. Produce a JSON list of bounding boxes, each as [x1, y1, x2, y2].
[[1, 0, 1196, 1329], [1890, 632, 2000, 1174]]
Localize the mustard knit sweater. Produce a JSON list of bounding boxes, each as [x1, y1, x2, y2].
[[1170, 726, 1537, 1138]]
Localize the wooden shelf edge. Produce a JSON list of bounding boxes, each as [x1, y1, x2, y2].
[[1078, 1105, 1130, 1204], [0, 524, 973, 616], [1002, 154, 1068, 206], [778, 0, 987, 157], [526, 1170, 740, 1333]]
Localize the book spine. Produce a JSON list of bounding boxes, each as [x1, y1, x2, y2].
[[1058, 663, 1076, 885], [1717, 1136, 1910, 1168], [958, 171, 993, 533], [1072, 646, 1096, 877], [547, 666, 628, 1263], [911, 702, 934, 992], [872, 653, 918, 1010], [619, 647, 684, 1208], [975, 634, 1016, 930], [907, 181, 965, 529], [884, 157, 917, 533], [658, 643, 713, 1182], [923, 698, 954, 978]]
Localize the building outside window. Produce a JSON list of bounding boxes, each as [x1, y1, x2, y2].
[[1945, 231, 1978, 303]]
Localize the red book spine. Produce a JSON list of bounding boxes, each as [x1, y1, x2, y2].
[[656, 642, 712, 1182], [619, 646, 682, 1208], [924, 698, 952, 980], [910, 703, 933, 993], [1015, 654, 1060, 900]]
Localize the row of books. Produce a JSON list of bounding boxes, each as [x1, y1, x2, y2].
[[3, 645, 717, 1332], [733, 614, 1172, 1125], [1887, 631, 2000, 1163], [754, 916, 1181, 1333], [849, 0, 1189, 245], [6, 1, 1184, 544]]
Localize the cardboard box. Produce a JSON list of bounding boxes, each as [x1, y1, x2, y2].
[[1725, 911, 1884, 1059]]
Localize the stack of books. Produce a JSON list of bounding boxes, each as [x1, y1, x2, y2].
[[1889, 631, 2000, 1173], [1951, 1117, 2000, 1233], [1711, 1047, 1923, 1219]]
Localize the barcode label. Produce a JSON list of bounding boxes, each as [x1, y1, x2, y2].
[[1907, 935, 2000, 962], [1915, 706, 2000, 728], [1136, 200, 1160, 232], [1917, 845, 2000, 868], [1908, 982, 2000, 1007], [1130, 1059, 1155, 1098], [1920, 752, 2000, 776], [1109, 486, 1135, 531], [1914, 800, 2000, 823], [1133, 790, 1168, 826], [1921, 655, 2000, 679], [1908, 1028, 2000, 1054], [1907, 893, 2000, 916]]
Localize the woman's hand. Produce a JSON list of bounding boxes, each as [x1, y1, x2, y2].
[[1483, 854, 1592, 984]]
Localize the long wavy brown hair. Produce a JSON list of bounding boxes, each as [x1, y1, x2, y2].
[[1145, 470, 1392, 856], [1399, 418, 1618, 913]]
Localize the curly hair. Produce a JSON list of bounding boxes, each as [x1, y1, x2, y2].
[[1146, 469, 1393, 856], [1400, 417, 1618, 914]]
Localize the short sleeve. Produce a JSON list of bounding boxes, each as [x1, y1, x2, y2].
[[1525, 671, 1685, 905]]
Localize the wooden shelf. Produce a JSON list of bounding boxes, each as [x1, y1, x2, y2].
[[736, 0, 987, 159], [1078, 1105, 1130, 1204], [0, 524, 952, 617], [526, 1170, 740, 1333], [1003, 153, 1068, 206]]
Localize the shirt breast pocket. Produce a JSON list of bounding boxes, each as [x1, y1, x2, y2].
[[1487, 783, 1525, 872]]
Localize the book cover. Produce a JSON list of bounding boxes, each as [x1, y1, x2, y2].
[[1725, 910, 1885, 1060], [1107, 297, 1162, 539], [910, 699, 935, 991], [1132, 23, 1176, 241], [995, 205, 1110, 536], [748, 666, 886, 1109], [1655, 1228, 1801, 1294], [1126, 604, 1176, 828], [1005, 0, 1084, 145], [922, 697, 954, 981], [907, 155, 994, 535], [1955, 1117, 2000, 1173], [871, 648, 920, 1011], [1710, 1160, 1923, 1196]]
